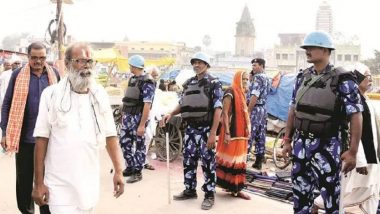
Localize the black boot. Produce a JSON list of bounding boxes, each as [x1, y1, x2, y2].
[[173, 189, 198, 200], [126, 171, 142, 183], [122, 168, 133, 177], [252, 155, 263, 170], [201, 192, 215, 210]]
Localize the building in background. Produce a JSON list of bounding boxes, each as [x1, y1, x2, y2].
[[235, 5, 256, 57], [316, 1, 334, 34], [116, 41, 196, 67], [273, 33, 306, 73], [332, 33, 361, 67]]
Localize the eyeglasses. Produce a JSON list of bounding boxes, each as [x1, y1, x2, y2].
[[71, 58, 95, 66], [365, 74, 372, 81], [13, 62, 21, 65], [30, 56, 47, 61]]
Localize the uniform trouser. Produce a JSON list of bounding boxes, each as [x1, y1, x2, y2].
[[16, 143, 50, 214], [314, 187, 379, 214], [183, 125, 216, 195], [292, 134, 341, 214], [248, 106, 267, 156], [120, 114, 146, 172]]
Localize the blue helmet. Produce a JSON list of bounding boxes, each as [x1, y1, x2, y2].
[[190, 52, 211, 68], [128, 55, 145, 69], [300, 31, 335, 50]]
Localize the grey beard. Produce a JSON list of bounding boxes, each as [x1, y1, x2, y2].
[[67, 68, 94, 92]]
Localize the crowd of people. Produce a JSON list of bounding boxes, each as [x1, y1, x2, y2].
[[0, 30, 379, 214]]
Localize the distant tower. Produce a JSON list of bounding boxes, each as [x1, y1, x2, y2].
[[316, 1, 333, 34], [235, 5, 255, 57], [202, 34, 211, 47]]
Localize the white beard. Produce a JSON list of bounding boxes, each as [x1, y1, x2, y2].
[[67, 67, 95, 92]]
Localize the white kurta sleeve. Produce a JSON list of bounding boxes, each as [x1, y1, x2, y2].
[[100, 89, 117, 137], [356, 141, 368, 168], [33, 87, 52, 138]]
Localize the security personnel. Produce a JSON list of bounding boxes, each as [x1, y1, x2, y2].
[[120, 55, 156, 183], [161, 52, 223, 210], [247, 58, 270, 170], [282, 31, 363, 214]]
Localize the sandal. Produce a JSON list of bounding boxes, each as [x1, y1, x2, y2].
[[144, 164, 155, 170]]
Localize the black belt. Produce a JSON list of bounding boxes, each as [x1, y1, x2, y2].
[[122, 105, 143, 115], [294, 118, 338, 138], [296, 130, 338, 139]]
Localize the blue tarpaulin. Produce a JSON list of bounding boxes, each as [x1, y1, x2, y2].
[[160, 69, 234, 88], [267, 73, 297, 122]]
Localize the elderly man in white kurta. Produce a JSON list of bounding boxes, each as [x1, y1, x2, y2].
[[32, 43, 124, 214]]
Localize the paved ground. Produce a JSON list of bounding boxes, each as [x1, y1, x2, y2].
[[0, 149, 293, 214]]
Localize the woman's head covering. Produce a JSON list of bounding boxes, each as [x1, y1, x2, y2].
[[232, 70, 245, 90], [219, 70, 250, 140]]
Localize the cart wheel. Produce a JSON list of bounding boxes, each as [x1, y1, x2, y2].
[[273, 128, 291, 170], [154, 123, 183, 162], [113, 107, 122, 137]]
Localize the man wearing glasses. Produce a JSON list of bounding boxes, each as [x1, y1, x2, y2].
[[1, 42, 60, 214], [31, 42, 124, 213]]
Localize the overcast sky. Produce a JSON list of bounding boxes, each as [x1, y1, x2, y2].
[[1, 0, 379, 59]]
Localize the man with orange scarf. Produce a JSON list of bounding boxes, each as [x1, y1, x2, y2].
[[216, 70, 251, 200], [1, 42, 59, 214]]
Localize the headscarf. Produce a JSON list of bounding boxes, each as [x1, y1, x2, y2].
[[219, 70, 250, 143]]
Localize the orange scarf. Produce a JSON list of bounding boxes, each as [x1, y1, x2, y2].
[[219, 70, 250, 143], [6, 63, 57, 153]]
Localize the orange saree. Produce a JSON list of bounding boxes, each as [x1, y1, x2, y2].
[[216, 70, 250, 193]]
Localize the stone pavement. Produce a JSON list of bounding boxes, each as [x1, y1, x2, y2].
[[0, 149, 293, 214]]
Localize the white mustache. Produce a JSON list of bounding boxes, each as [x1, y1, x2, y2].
[[79, 71, 92, 77], [68, 68, 94, 92]]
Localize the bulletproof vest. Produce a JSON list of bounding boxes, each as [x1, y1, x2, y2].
[[122, 74, 154, 115], [180, 75, 216, 125], [294, 67, 353, 137]]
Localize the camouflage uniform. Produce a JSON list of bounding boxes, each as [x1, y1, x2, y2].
[[290, 65, 363, 214], [247, 72, 270, 156], [120, 75, 155, 173], [181, 74, 223, 195]]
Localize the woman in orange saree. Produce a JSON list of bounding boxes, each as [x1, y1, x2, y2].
[[216, 70, 251, 200]]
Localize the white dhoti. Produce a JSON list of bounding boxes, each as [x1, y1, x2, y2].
[[49, 205, 94, 214], [315, 186, 379, 214]]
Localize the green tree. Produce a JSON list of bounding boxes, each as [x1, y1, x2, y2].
[[363, 50, 380, 74]]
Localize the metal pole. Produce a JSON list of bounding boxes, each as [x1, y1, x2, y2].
[[165, 131, 171, 204], [56, 0, 64, 60], [339, 164, 347, 214]]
